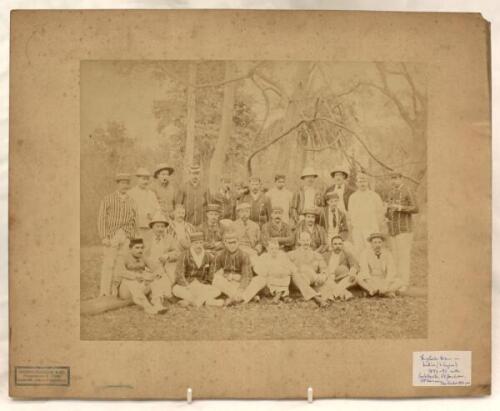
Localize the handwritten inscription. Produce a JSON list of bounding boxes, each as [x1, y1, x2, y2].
[[413, 351, 471, 386]]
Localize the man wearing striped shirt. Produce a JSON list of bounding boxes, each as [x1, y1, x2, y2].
[[385, 172, 419, 291], [97, 173, 138, 297]]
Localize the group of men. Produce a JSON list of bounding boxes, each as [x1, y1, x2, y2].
[[96, 162, 418, 314]]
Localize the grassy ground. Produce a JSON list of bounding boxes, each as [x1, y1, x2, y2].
[[80, 240, 427, 340]]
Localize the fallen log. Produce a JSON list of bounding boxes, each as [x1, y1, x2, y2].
[[81, 296, 133, 316]]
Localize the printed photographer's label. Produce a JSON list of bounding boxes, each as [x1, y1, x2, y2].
[[413, 351, 471, 386], [15, 366, 70, 386]]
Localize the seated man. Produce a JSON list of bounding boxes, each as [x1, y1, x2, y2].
[[113, 238, 167, 315], [287, 232, 329, 307], [242, 239, 297, 304], [321, 235, 360, 301], [211, 231, 253, 306], [196, 203, 224, 254], [172, 232, 223, 307], [260, 206, 295, 252], [357, 232, 403, 297], [167, 205, 196, 251], [232, 202, 262, 261], [294, 208, 329, 254], [144, 212, 180, 292]]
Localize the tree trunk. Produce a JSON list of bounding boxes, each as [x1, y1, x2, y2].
[[209, 61, 236, 192], [183, 62, 197, 180]]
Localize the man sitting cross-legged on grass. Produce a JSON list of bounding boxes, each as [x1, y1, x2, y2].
[[242, 239, 297, 304], [287, 231, 329, 307], [172, 232, 223, 307], [321, 235, 360, 301], [357, 232, 403, 297], [113, 238, 168, 315], [211, 231, 253, 306]]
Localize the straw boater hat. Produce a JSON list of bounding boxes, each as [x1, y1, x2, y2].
[[330, 166, 349, 179], [300, 167, 318, 179], [189, 164, 201, 173], [115, 173, 131, 182], [271, 206, 284, 213], [302, 208, 319, 217], [325, 191, 340, 201], [153, 163, 174, 178], [206, 203, 221, 214], [135, 167, 152, 177], [367, 232, 386, 242], [148, 212, 169, 228], [189, 231, 205, 242], [236, 202, 251, 212]]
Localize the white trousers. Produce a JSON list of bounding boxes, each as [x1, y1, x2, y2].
[[172, 280, 221, 306], [100, 229, 129, 297], [388, 232, 413, 288]]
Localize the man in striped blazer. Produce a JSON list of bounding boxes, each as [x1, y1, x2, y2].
[[97, 173, 138, 297]]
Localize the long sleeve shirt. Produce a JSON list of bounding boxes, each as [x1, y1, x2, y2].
[[287, 247, 327, 274], [318, 206, 349, 240], [291, 187, 322, 223], [175, 249, 214, 286], [385, 184, 419, 236], [327, 250, 360, 280], [260, 221, 295, 251], [266, 187, 293, 224], [348, 189, 385, 233], [232, 218, 261, 249], [196, 222, 224, 252], [167, 220, 196, 251], [128, 186, 161, 229], [210, 248, 253, 290], [144, 233, 180, 267], [97, 191, 137, 240], [152, 181, 177, 218], [358, 248, 397, 281], [240, 192, 272, 227], [294, 221, 329, 254], [175, 183, 209, 226]]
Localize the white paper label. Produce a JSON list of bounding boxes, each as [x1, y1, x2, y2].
[[413, 351, 471, 386]]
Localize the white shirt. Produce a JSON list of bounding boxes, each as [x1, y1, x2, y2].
[[303, 187, 316, 209], [266, 187, 293, 223], [348, 189, 384, 232], [328, 251, 341, 273], [190, 248, 205, 268], [128, 186, 161, 228]]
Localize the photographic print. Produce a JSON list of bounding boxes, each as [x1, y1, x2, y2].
[[80, 60, 427, 340]]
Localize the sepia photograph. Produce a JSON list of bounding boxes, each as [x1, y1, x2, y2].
[[80, 59, 427, 341]]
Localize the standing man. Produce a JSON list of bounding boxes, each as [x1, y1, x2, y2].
[[260, 206, 295, 252], [357, 233, 402, 296], [240, 176, 272, 227], [210, 175, 236, 220], [97, 173, 137, 297], [172, 232, 222, 307], [211, 231, 253, 306], [291, 167, 322, 225], [318, 191, 349, 245], [232, 202, 262, 260], [175, 164, 209, 226], [152, 163, 176, 219], [266, 174, 293, 225], [197, 203, 224, 254], [348, 173, 385, 256], [323, 166, 354, 212], [385, 171, 419, 291], [128, 167, 161, 241], [294, 208, 329, 254]]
